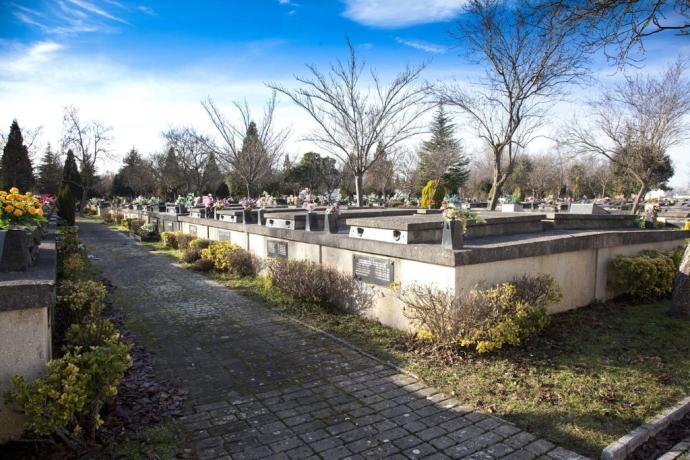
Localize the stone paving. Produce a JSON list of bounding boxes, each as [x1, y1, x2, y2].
[[79, 220, 589, 460]]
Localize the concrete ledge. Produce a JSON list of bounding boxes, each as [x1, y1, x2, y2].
[[601, 396, 690, 460]]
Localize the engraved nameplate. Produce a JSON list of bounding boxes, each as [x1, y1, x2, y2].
[[267, 240, 288, 258], [353, 255, 394, 287]]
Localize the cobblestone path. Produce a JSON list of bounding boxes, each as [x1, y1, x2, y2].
[[79, 220, 588, 460]]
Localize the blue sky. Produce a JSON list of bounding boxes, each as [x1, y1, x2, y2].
[[0, 0, 688, 188]]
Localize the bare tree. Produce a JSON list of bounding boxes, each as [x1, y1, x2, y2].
[[161, 127, 212, 195], [440, 0, 587, 210], [534, 0, 689, 65], [566, 60, 690, 213], [61, 106, 112, 215], [202, 92, 288, 197], [268, 40, 432, 206]]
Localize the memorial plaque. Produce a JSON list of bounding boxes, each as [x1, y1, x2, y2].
[[267, 240, 288, 258], [189, 225, 198, 237], [218, 230, 232, 242], [353, 255, 394, 287]]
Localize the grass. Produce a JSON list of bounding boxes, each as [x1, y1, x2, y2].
[[108, 424, 180, 460], [136, 235, 690, 456]]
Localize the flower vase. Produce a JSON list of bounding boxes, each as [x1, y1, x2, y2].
[[441, 220, 463, 250], [205, 208, 215, 219], [257, 209, 266, 225], [324, 214, 338, 233], [242, 209, 255, 224], [0, 228, 34, 271], [305, 212, 319, 231]]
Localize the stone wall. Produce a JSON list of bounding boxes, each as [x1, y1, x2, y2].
[[0, 220, 56, 442], [120, 209, 690, 330]]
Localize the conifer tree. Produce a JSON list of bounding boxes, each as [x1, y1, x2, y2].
[[62, 149, 82, 200], [37, 143, 63, 195], [202, 151, 223, 194], [1, 120, 35, 191], [415, 106, 470, 195]]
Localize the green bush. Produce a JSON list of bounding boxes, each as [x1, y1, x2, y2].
[[57, 227, 80, 257], [609, 250, 677, 299], [201, 241, 238, 272], [136, 223, 159, 242], [189, 238, 210, 251], [421, 180, 446, 209], [65, 319, 119, 350], [4, 340, 132, 444], [124, 218, 144, 234], [58, 280, 107, 326], [399, 274, 562, 353], [160, 231, 178, 249], [266, 258, 373, 313], [57, 184, 75, 226], [61, 253, 86, 279]]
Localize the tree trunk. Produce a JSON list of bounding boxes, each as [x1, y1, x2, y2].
[[79, 185, 88, 217], [632, 181, 647, 215], [488, 171, 507, 211], [354, 174, 364, 207], [671, 244, 690, 316]]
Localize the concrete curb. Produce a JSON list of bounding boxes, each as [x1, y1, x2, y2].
[[601, 396, 690, 460], [657, 436, 690, 460]]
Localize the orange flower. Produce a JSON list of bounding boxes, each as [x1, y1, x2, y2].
[[5, 205, 14, 213], [9, 187, 19, 194], [36, 207, 43, 216], [13, 209, 23, 217]]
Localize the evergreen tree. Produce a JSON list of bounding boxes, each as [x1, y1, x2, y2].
[[1, 120, 35, 191], [415, 106, 470, 195], [37, 143, 63, 195], [62, 149, 83, 200], [57, 183, 75, 225], [202, 151, 223, 194], [161, 147, 183, 199]]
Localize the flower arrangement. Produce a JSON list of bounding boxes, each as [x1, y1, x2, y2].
[[441, 198, 483, 232], [0, 187, 46, 229], [174, 195, 186, 206], [286, 195, 298, 206], [40, 194, 56, 207], [239, 197, 257, 210], [257, 191, 275, 209], [148, 197, 160, 206], [302, 202, 317, 213], [132, 196, 147, 206], [213, 198, 228, 210], [325, 203, 339, 215], [367, 193, 379, 206], [202, 194, 215, 208]]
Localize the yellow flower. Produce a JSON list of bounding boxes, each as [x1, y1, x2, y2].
[[13, 209, 23, 217], [28, 207, 36, 215], [9, 187, 18, 194], [25, 192, 32, 197], [14, 202, 24, 209], [37, 207, 43, 216], [0, 191, 6, 196], [5, 205, 14, 213]]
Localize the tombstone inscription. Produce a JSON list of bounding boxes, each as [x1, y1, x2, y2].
[[218, 230, 232, 242], [267, 240, 288, 258], [353, 255, 394, 287], [189, 225, 198, 237]]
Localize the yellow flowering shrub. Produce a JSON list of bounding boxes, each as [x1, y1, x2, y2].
[[201, 241, 240, 272], [0, 187, 45, 228], [4, 340, 132, 444], [685, 221, 690, 231], [160, 231, 178, 249], [61, 253, 86, 279], [58, 280, 107, 325], [399, 274, 561, 353]]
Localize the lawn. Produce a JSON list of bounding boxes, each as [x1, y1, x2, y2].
[[141, 237, 690, 457]]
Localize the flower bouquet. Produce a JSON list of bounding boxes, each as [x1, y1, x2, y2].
[[0, 187, 48, 271], [440, 199, 483, 250], [239, 197, 257, 224]]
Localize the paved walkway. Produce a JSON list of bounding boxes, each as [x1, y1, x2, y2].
[[79, 220, 588, 460]]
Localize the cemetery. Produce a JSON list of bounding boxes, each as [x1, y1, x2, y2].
[[110, 201, 688, 330], [3, 1, 690, 459]]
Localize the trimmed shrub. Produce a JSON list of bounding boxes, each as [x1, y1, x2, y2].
[[124, 218, 144, 234], [420, 180, 446, 209], [177, 233, 196, 251], [189, 238, 210, 251], [102, 212, 114, 225], [57, 184, 75, 226], [136, 223, 159, 242], [609, 250, 677, 299], [182, 248, 201, 264], [227, 248, 258, 277], [160, 231, 178, 249], [265, 258, 374, 313], [57, 227, 80, 257], [57, 280, 107, 326], [399, 274, 562, 353], [192, 258, 214, 272], [65, 319, 119, 350], [61, 253, 86, 279], [201, 241, 239, 272], [5, 340, 132, 444]]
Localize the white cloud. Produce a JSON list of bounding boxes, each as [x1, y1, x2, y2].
[[64, 0, 129, 24], [343, 0, 467, 28], [395, 37, 447, 54], [136, 5, 157, 16]]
